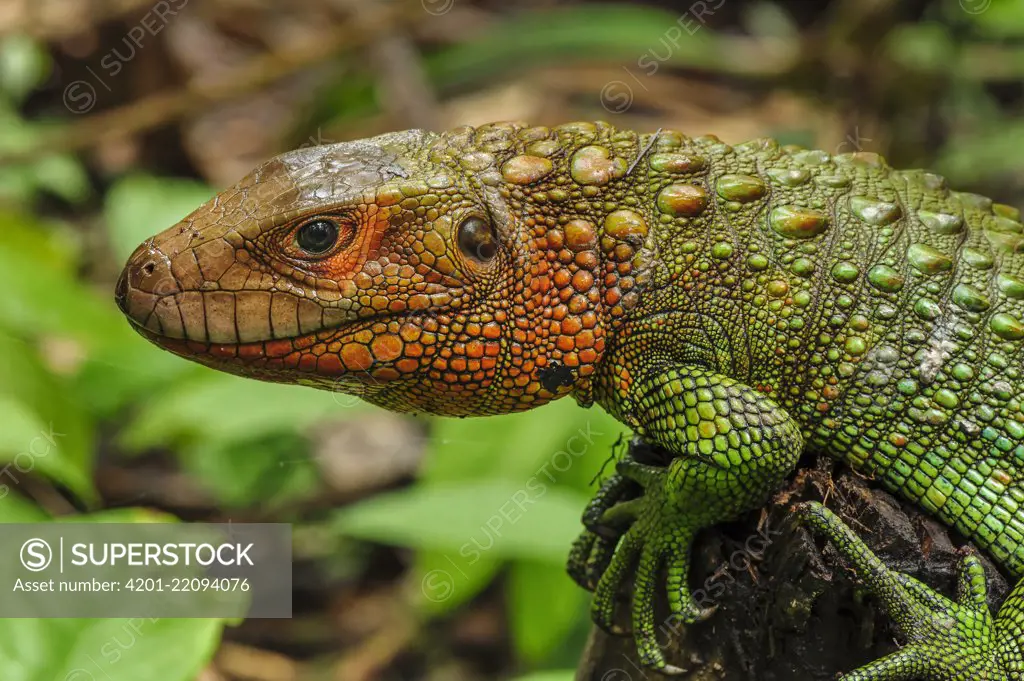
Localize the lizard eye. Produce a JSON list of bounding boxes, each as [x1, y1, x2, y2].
[[457, 216, 498, 263], [295, 218, 340, 255]]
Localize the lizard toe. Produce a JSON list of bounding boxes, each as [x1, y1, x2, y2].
[[838, 647, 926, 681], [954, 551, 989, 611], [663, 532, 713, 624], [566, 529, 598, 590], [566, 527, 619, 591], [583, 531, 618, 590], [616, 459, 665, 489], [582, 472, 639, 530], [631, 545, 664, 668], [591, 528, 641, 634]]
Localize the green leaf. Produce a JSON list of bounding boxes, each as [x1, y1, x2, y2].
[[508, 560, 588, 664], [0, 335, 95, 502], [956, 0, 1024, 37], [0, 491, 49, 523], [423, 399, 625, 486], [56, 506, 177, 524], [0, 214, 127, 350], [0, 164, 34, 204], [427, 5, 719, 87], [411, 549, 501, 615], [103, 174, 213, 263], [0, 35, 50, 103], [310, 5, 734, 132], [119, 370, 355, 452], [179, 432, 320, 509], [742, 2, 798, 41], [30, 154, 91, 204], [0, 105, 89, 205], [74, 338, 198, 418], [0, 505, 224, 681], [332, 479, 589, 563], [119, 370, 352, 506], [0, 211, 78, 271], [0, 617, 223, 681], [0, 395, 75, 493], [884, 23, 956, 73], [0, 244, 120, 346], [401, 403, 626, 614], [0, 102, 39, 154], [541, 408, 629, 492]]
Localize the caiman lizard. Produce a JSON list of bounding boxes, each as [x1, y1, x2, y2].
[[116, 121, 1024, 679]]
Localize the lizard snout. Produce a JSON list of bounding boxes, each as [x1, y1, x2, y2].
[[116, 240, 184, 337]]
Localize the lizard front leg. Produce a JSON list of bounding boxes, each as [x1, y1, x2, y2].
[[576, 364, 803, 672]]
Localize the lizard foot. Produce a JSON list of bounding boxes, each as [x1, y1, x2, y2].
[[586, 458, 715, 674], [569, 370, 802, 674], [798, 501, 1014, 681]]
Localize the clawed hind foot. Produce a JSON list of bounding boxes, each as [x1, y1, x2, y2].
[[797, 501, 1019, 681]]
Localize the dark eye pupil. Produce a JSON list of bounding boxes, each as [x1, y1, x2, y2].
[[297, 219, 339, 254], [458, 217, 497, 262]]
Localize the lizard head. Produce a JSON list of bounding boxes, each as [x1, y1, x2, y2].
[[115, 123, 613, 415]]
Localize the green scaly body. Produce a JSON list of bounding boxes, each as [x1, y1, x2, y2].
[[589, 129, 1024, 576]]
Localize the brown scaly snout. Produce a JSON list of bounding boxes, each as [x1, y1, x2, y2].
[[116, 219, 354, 349], [114, 133, 435, 386]]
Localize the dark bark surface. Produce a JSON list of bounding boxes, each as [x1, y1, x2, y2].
[[576, 454, 1010, 681]]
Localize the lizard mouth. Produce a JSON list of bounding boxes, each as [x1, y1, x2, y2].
[[119, 296, 398, 386], [114, 242, 467, 391], [115, 239, 384, 378]]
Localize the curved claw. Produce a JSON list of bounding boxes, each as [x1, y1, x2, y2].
[[589, 463, 711, 674], [569, 464, 645, 591], [568, 467, 645, 591], [571, 369, 804, 674], [630, 543, 694, 674]]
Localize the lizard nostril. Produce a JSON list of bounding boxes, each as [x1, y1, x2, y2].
[[142, 262, 156, 275]]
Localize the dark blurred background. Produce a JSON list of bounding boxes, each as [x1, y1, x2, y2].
[[0, 0, 1021, 679]]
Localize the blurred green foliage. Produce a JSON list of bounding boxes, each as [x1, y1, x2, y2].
[[2, 0, 1024, 678], [334, 400, 628, 663], [0, 36, 89, 204]]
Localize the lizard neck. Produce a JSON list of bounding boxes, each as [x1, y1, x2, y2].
[[475, 123, 667, 410]]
